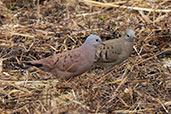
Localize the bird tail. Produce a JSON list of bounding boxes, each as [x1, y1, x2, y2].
[[20, 60, 43, 69], [25, 61, 43, 67], [22, 60, 51, 72], [23, 60, 43, 67]]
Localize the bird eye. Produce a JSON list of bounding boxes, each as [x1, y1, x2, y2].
[[96, 39, 99, 42], [127, 34, 130, 37]]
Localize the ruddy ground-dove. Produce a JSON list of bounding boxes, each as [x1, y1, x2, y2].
[[26, 34, 103, 80], [95, 29, 137, 68]]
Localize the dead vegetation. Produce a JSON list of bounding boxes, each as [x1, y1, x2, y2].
[[0, 0, 170, 113]]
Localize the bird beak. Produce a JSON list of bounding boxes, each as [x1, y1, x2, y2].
[[100, 42, 105, 45], [134, 36, 138, 40]]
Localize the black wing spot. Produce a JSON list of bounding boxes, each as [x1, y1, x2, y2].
[[69, 54, 72, 58], [105, 51, 108, 60], [99, 51, 103, 58], [64, 56, 67, 59], [64, 56, 67, 62], [54, 57, 59, 65]]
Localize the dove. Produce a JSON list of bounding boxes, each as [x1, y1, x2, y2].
[[95, 29, 137, 68], [25, 34, 103, 80]]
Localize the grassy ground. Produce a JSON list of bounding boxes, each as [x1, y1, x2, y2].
[[0, 0, 170, 113]]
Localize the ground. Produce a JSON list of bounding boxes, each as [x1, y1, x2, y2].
[[0, 0, 170, 114]]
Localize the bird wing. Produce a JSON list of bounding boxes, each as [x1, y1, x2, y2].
[[95, 39, 122, 63], [52, 48, 81, 73], [26, 48, 82, 74]]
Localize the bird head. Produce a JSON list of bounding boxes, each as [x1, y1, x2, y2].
[[83, 34, 104, 48], [124, 29, 137, 42]]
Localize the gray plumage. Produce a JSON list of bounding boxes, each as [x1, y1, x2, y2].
[[95, 29, 137, 68], [26, 34, 103, 80]]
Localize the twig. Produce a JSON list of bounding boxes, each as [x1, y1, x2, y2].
[[82, 0, 171, 13], [103, 68, 129, 106]]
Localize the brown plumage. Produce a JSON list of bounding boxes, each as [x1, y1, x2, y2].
[[95, 29, 137, 68], [25, 34, 103, 80]]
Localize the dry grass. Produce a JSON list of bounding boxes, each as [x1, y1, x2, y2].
[[0, 0, 170, 113]]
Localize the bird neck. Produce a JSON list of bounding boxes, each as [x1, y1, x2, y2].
[[80, 44, 96, 61], [82, 43, 95, 49], [83, 40, 90, 46], [81, 44, 96, 55], [124, 38, 134, 42]]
